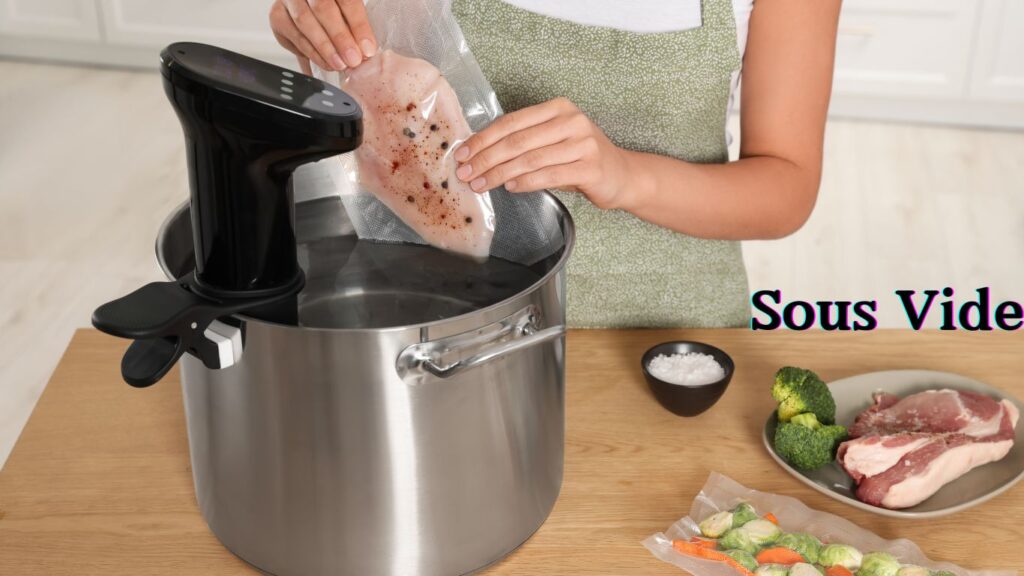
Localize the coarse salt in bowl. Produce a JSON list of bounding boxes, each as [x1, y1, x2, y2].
[[646, 352, 725, 387], [641, 341, 734, 417]]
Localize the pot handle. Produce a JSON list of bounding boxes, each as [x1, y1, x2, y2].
[[396, 306, 565, 382]]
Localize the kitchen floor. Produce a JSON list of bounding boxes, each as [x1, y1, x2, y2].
[[1, 59, 1023, 469]]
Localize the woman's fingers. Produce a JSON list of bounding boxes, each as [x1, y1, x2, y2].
[[455, 98, 569, 163], [272, 25, 330, 71], [271, 4, 331, 71], [455, 114, 577, 185], [272, 28, 313, 74], [270, 4, 303, 59], [464, 137, 587, 192], [282, 0, 346, 70], [506, 162, 585, 193], [338, 0, 378, 57], [271, 0, 377, 71], [307, 0, 361, 68]]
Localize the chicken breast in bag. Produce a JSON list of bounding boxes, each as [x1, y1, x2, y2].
[[343, 50, 495, 259]]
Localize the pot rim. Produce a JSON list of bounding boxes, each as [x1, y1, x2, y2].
[[156, 192, 575, 334]]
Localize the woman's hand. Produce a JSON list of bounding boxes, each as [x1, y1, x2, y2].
[[453, 97, 634, 209], [269, 0, 377, 75]]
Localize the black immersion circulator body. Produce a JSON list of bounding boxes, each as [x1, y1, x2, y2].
[[92, 42, 362, 387], [173, 101, 301, 295], [160, 42, 362, 296]]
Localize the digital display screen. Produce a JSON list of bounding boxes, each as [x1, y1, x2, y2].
[[169, 42, 357, 118], [212, 55, 258, 87]]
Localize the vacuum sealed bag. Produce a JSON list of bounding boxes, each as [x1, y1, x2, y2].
[[643, 472, 1016, 576], [312, 0, 563, 264]]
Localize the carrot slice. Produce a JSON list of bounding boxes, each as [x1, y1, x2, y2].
[[672, 540, 755, 576], [764, 512, 780, 525], [755, 547, 805, 565], [825, 567, 855, 576], [688, 536, 719, 549]]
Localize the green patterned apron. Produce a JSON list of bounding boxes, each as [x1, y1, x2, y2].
[[452, 0, 750, 328]]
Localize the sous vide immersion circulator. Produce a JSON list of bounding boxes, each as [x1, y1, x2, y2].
[[92, 42, 362, 386]]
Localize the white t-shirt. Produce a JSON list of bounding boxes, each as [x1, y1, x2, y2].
[[502, 0, 753, 50], [501, 0, 754, 144]]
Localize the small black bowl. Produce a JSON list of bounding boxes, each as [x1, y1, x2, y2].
[[641, 341, 734, 417]]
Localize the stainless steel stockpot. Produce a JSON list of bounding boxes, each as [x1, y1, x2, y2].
[[156, 193, 573, 576]]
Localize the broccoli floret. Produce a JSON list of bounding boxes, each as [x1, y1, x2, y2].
[[773, 367, 836, 424], [774, 413, 848, 470], [776, 532, 824, 564], [820, 425, 849, 445], [723, 549, 758, 572], [730, 502, 759, 528], [791, 413, 821, 428]]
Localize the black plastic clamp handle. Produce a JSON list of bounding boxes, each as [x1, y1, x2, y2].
[[92, 274, 299, 387]]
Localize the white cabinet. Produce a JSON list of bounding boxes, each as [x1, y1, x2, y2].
[[99, 0, 283, 62], [833, 0, 978, 99], [970, 0, 1024, 102], [0, 0, 292, 69], [0, 0, 100, 41]]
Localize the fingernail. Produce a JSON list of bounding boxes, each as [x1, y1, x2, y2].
[[344, 48, 362, 68], [456, 164, 473, 180], [470, 177, 486, 191], [330, 54, 346, 71], [505, 180, 517, 191], [360, 39, 377, 58], [454, 146, 470, 162]]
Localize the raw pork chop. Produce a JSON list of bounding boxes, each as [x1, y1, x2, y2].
[[343, 50, 494, 258], [849, 389, 1014, 438], [837, 433, 934, 483], [838, 389, 1020, 509]]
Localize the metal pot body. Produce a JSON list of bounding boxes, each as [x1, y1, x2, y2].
[[158, 197, 571, 576]]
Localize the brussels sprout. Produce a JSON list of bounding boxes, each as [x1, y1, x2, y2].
[[857, 552, 901, 576], [790, 563, 824, 576], [756, 565, 792, 576], [896, 567, 930, 576], [744, 519, 783, 547], [720, 518, 782, 554], [724, 549, 758, 572], [819, 544, 864, 570], [699, 510, 734, 538], [720, 527, 758, 555], [731, 502, 759, 528], [776, 532, 824, 564]]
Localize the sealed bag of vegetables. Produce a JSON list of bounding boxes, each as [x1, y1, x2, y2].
[[643, 473, 1014, 576]]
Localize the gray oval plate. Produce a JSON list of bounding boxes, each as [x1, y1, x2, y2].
[[763, 369, 1024, 518]]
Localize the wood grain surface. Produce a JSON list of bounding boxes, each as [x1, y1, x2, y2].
[[1, 329, 1022, 574]]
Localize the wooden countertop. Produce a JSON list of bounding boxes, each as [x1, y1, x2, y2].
[[1, 329, 1022, 574]]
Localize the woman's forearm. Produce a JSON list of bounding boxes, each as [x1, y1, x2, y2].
[[617, 149, 820, 241]]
